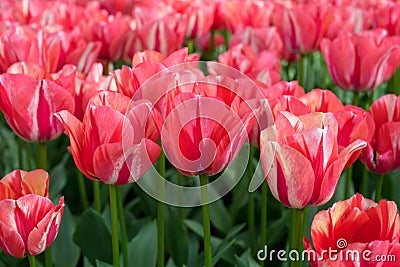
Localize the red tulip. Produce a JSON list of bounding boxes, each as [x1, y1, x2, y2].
[[273, 3, 336, 54], [304, 193, 400, 266], [0, 195, 64, 258], [375, 3, 400, 36], [0, 72, 75, 142], [0, 169, 49, 200], [158, 73, 257, 176], [216, 44, 281, 86], [321, 29, 400, 91], [260, 111, 366, 208], [0, 169, 64, 258], [360, 94, 400, 174], [113, 48, 199, 98], [55, 91, 161, 184]]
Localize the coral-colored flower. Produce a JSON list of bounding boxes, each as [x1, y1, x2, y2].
[[55, 91, 161, 184], [260, 111, 366, 208], [321, 29, 400, 91], [0, 169, 49, 200], [304, 193, 400, 266], [215, 44, 281, 86], [0, 169, 64, 258], [113, 48, 199, 98], [0, 72, 75, 142], [360, 94, 400, 174]]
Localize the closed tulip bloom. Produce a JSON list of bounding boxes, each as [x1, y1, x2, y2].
[[0, 169, 64, 258], [55, 91, 162, 184], [0, 73, 75, 142], [260, 111, 366, 208], [360, 94, 400, 174], [321, 29, 400, 91], [304, 193, 400, 266]]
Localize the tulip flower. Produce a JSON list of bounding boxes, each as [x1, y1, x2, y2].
[[360, 94, 400, 174], [0, 72, 75, 142], [304, 193, 400, 266], [375, 3, 400, 36], [0, 169, 64, 258], [260, 111, 366, 208], [55, 91, 161, 184], [113, 48, 199, 98], [321, 29, 400, 91]]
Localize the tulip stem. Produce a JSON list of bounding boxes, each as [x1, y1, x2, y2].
[[109, 184, 120, 267], [157, 152, 165, 267], [117, 186, 129, 267], [248, 146, 255, 250], [28, 255, 37, 267], [290, 208, 305, 267], [344, 165, 353, 199], [361, 167, 369, 196], [223, 29, 230, 51], [17, 138, 24, 169], [93, 181, 101, 212], [297, 55, 306, 89], [260, 181, 268, 252], [77, 171, 89, 211], [375, 174, 384, 202], [187, 39, 195, 54], [353, 91, 360, 107], [37, 142, 47, 170], [200, 174, 212, 267]]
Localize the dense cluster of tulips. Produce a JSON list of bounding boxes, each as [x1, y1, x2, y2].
[[0, 0, 400, 266]]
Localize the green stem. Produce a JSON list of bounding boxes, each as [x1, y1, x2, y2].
[[353, 91, 360, 107], [260, 181, 268, 251], [17, 138, 24, 169], [93, 181, 101, 212], [248, 146, 255, 250], [187, 39, 195, 54], [77, 171, 89, 211], [109, 185, 120, 267], [223, 29, 230, 51], [200, 174, 212, 267], [117, 187, 129, 267], [297, 55, 306, 89], [157, 153, 165, 267], [375, 174, 384, 202], [37, 142, 47, 170], [28, 255, 37, 267], [344, 165, 353, 199], [361, 167, 369, 196], [26, 142, 32, 170], [290, 209, 305, 267]]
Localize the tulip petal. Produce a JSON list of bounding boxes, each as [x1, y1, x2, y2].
[[0, 200, 25, 258]]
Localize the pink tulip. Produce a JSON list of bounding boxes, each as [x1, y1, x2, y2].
[[55, 91, 161, 184], [0, 72, 75, 142], [260, 111, 366, 208], [304, 193, 400, 266], [360, 94, 400, 174], [321, 29, 400, 91]]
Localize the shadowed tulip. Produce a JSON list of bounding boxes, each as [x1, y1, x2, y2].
[[360, 94, 400, 174], [304, 193, 400, 266], [55, 91, 161, 184], [321, 29, 400, 91], [260, 111, 366, 208]]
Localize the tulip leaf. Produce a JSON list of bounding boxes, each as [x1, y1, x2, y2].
[[166, 208, 189, 266], [128, 220, 157, 267], [73, 209, 112, 265], [95, 260, 113, 267], [49, 154, 70, 199], [211, 238, 236, 266], [52, 206, 80, 267], [209, 199, 233, 234]]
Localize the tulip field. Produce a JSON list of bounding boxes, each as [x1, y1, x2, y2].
[[1, 0, 400, 267]]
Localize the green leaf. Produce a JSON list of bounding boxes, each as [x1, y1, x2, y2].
[[95, 260, 113, 267], [166, 208, 189, 266], [52, 206, 80, 267], [49, 154, 70, 199], [73, 209, 112, 265], [212, 239, 236, 266], [209, 199, 233, 234], [128, 220, 157, 267]]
